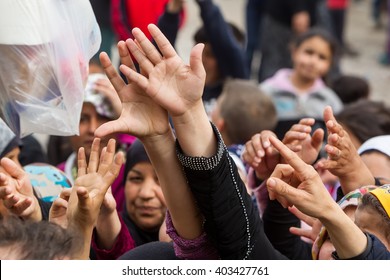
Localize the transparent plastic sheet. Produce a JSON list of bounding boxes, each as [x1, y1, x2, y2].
[[0, 0, 101, 137]]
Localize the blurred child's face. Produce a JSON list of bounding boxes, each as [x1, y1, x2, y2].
[[125, 162, 166, 232], [202, 44, 221, 86], [70, 103, 113, 158], [355, 205, 390, 250], [292, 36, 332, 81]]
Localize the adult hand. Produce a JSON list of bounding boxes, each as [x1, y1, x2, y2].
[[0, 158, 41, 221], [316, 106, 375, 193], [94, 40, 170, 140], [266, 136, 335, 220], [118, 24, 206, 118]]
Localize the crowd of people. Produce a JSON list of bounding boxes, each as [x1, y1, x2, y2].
[[0, 0, 389, 261]]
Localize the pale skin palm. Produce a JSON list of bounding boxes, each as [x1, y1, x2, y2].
[[120, 25, 206, 118], [95, 41, 169, 139]]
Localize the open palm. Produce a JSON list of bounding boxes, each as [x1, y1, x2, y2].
[[94, 41, 169, 139], [120, 24, 206, 117]]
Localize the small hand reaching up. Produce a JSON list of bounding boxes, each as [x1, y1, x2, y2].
[[316, 106, 375, 194], [66, 138, 123, 259]]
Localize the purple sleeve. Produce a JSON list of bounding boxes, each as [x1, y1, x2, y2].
[[247, 168, 269, 218], [165, 211, 219, 260], [92, 215, 136, 260]]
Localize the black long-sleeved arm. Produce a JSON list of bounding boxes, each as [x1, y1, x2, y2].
[[176, 123, 286, 260], [196, 0, 248, 80]]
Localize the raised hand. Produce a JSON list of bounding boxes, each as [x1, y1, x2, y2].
[[67, 138, 123, 231], [282, 118, 324, 165], [316, 106, 375, 193], [94, 40, 169, 140], [118, 24, 206, 118], [0, 158, 41, 221], [242, 130, 280, 181], [266, 136, 369, 259], [265, 136, 333, 218], [49, 188, 71, 228]]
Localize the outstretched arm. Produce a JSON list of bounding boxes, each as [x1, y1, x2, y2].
[[317, 106, 375, 194], [115, 24, 287, 259], [94, 39, 206, 246], [66, 138, 123, 259], [266, 136, 368, 259]]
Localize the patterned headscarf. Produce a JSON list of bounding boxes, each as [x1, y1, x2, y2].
[[370, 184, 390, 218], [311, 185, 378, 260]]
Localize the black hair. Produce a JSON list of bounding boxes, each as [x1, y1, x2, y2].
[[336, 100, 390, 145], [194, 22, 246, 48], [123, 139, 150, 185], [0, 215, 82, 259], [330, 75, 370, 105], [293, 27, 339, 63]]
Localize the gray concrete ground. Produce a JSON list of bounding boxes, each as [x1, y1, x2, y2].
[[176, 0, 389, 103]]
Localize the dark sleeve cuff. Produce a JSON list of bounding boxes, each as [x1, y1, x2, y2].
[[332, 233, 372, 260], [176, 122, 225, 171]]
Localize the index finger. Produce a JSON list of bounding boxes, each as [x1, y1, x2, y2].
[[269, 136, 309, 176], [99, 51, 126, 95]]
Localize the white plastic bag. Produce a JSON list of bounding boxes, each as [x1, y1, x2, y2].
[[0, 0, 101, 137]]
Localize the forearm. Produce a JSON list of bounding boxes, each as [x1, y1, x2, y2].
[[95, 210, 122, 250], [320, 204, 367, 259], [196, 0, 248, 79], [71, 225, 94, 260], [142, 129, 203, 240], [171, 101, 217, 157], [23, 196, 43, 222]]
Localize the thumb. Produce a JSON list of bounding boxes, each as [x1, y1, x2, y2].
[[0, 158, 25, 180], [190, 43, 206, 78], [94, 119, 126, 138], [267, 177, 300, 206], [311, 128, 324, 152]]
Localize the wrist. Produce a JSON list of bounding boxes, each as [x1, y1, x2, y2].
[[172, 103, 217, 157], [339, 161, 375, 191], [28, 196, 43, 222], [140, 129, 175, 147]]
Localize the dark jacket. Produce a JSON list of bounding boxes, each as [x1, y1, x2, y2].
[[176, 123, 286, 260], [332, 233, 390, 260], [158, 0, 248, 104]]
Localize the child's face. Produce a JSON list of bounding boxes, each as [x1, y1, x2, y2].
[[70, 103, 113, 158], [292, 36, 332, 81], [124, 162, 166, 231], [355, 205, 390, 250]]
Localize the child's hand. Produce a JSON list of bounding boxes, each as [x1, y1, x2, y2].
[[242, 130, 280, 181], [317, 107, 375, 193], [282, 118, 324, 165], [49, 188, 71, 228], [67, 138, 123, 232]]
